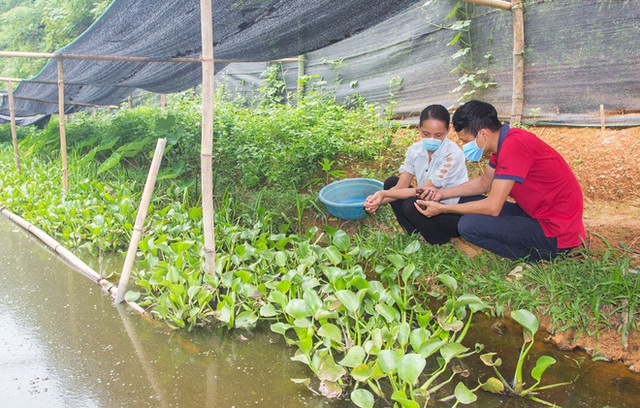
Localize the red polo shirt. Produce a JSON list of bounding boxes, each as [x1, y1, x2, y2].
[[489, 126, 586, 248]]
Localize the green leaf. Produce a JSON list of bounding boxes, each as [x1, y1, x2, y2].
[[387, 253, 405, 269], [336, 290, 360, 314], [351, 388, 374, 408], [391, 390, 420, 408], [324, 245, 343, 265], [419, 338, 445, 359], [482, 377, 505, 394], [375, 303, 400, 323], [511, 309, 539, 335], [479, 353, 502, 367], [97, 151, 123, 174], [339, 346, 366, 367], [402, 239, 421, 254], [397, 353, 426, 385], [396, 322, 411, 347], [436, 274, 458, 292], [260, 303, 278, 317], [332, 229, 351, 251], [377, 349, 400, 374], [318, 323, 343, 344], [531, 355, 556, 381], [351, 363, 373, 382], [270, 322, 292, 336], [318, 354, 346, 382], [124, 290, 141, 302], [440, 343, 469, 363], [454, 382, 477, 404], [409, 327, 430, 353]]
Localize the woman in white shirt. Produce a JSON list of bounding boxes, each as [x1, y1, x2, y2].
[[364, 104, 479, 245]]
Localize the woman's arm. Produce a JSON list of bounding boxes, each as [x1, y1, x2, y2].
[[364, 173, 416, 213]]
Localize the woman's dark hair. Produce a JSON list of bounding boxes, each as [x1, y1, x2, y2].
[[419, 104, 450, 128], [451, 100, 502, 135]]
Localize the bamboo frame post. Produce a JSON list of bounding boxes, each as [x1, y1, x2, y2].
[[57, 59, 69, 192], [160, 94, 166, 110], [114, 138, 168, 303], [6, 81, 21, 172], [464, 0, 512, 11], [128, 94, 133, 109], [297, 54, 306, 98], [200, 0, 216, 276], [510, 0, 524, 125]]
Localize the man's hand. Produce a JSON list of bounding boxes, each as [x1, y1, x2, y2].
[[414, 199, 445, 217], [417, 188, 444, 202]]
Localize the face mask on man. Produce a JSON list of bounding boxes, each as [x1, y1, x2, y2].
[[422, 137, 442, 152], [462, 138, 484, 162]]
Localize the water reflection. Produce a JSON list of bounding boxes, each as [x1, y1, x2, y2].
[[0, 217, 343, 407], [1, 216, 639, 407]]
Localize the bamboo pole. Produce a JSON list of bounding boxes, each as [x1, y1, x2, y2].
[[463, 0, 512, 11], [200, 0, 216, 276], [10, 94, 119, 109], [297, 54, 306, 97], [114, 138, 167, 304], [6, 81, 21, 172], [160, 94, 166, 110], [0, 50, 298, 64], [510, 0, 525, 125], [128, 94, 133, 109], [0, 206, 148, 315], [57, 59, 69, 192]]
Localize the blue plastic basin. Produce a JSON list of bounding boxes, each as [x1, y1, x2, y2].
[[318, 178, 383, 220]]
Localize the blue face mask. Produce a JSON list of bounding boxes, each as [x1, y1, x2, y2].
[[462, 139, 484, 162], [422, 137, 442, 152]]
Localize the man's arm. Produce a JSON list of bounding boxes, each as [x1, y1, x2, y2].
[[440, 164, 495, 200]]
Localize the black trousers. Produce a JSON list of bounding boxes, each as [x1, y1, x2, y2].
[[385, 176, 483, 245]]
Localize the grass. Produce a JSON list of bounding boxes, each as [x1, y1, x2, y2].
[[1, 84, 638, 353]]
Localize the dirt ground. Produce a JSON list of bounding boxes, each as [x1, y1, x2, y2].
[[531, 125, 640, 372]]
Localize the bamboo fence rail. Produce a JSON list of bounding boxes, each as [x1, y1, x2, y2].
[[114, 138, 167, 303], [0, 207, 147, 316]]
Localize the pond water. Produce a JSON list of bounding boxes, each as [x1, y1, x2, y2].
[[1, 215, 639, 407]]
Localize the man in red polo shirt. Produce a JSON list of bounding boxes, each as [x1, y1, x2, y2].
[[416, 100, 586, 262]]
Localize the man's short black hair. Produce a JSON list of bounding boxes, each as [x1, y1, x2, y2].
[[452, 100, 503, 135]]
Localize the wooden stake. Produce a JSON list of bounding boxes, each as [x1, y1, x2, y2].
[[600, 104, 606, 131], [57, 59, 69, 192], [6, 81, 21, 172], [297, 54, 306, 97], [200, 0, 217, 276], [510, 0, 525, 125], [463, 0, 512, 11], [160, 94, 166, 110], [128, 94, 133, 109], [114, 138, 167, 303]]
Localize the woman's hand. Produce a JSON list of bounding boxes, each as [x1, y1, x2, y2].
[[364, 191, 385, 214], [414, 199, 445, 217]]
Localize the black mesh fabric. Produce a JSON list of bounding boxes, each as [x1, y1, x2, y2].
[[0, 0, 419, 123], [220, 0, 640, 125], [2, 0, 639, 126]]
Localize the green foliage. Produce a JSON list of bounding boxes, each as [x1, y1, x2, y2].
[[480, 310, 574, 406], [422, 0, 496, 102], [0, 0, 110, 81]]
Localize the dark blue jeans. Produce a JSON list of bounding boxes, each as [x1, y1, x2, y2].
[[458, 201, 572, 262]]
